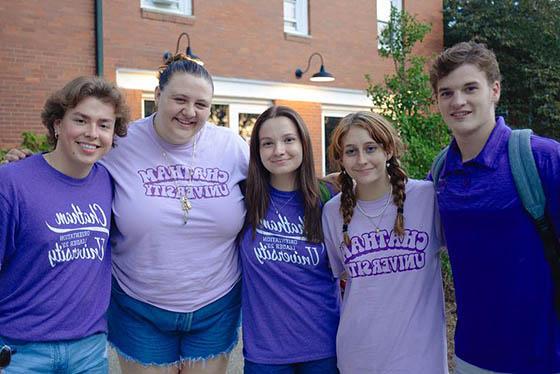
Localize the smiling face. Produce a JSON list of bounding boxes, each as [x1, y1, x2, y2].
[[437, 63, 500, 142], [154, 72, 213, 144], [52, 96, 116, 177], [340, 126, 391, 198], [258, 116, 303, 191]]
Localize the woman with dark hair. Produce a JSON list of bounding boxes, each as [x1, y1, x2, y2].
[[322, 111, 447, 373], [239, 106, 339, 373], [0, 76, 129, 372], [100, 54, 249, 374]]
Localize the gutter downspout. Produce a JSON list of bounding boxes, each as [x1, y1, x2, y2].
[[95, 0, 103, 76]]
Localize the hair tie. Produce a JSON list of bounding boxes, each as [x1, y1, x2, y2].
[[397, 207, 404, 214], [343, 224, 348, 232]]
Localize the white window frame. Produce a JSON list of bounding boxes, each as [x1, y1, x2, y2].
[[141, 0, 192, 16], [284, 0, 308, 36], [377, 0, 402, 46]]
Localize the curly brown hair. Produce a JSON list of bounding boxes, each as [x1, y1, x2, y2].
[[328, 111, 408, 245], [41, 76, 129, 147]]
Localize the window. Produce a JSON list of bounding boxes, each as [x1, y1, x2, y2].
[[284, 0, 308, 35], [141, 0, 192, 16], [210, 102, 270, 143], [142, 97, 156, 118], [377, 0, 402, 43]]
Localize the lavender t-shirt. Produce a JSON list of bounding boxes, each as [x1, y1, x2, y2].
[[0, 155, 112, 341], [240, 187, 339, 364], [322, 179, 448, 374], [101, 116, 249, 312]]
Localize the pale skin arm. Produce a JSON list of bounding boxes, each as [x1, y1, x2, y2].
[[1, 148, 32, 164]]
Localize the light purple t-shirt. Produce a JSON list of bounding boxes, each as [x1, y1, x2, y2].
[[100, 115, 249, 312], [322, 179, 448, 374], [0, 154, 112, 341], [240, 186, 340, 364]]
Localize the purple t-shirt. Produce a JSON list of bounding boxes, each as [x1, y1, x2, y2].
[[100, 116, 249, 312], [240, 186, 340, 364], [436, 118, 560, 373], [322, 179, 448, 374], [0, 154, 112, 341]]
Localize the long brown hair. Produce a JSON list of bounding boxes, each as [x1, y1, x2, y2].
[[246, 106, 323, 243], [328, 111, 407, 245]]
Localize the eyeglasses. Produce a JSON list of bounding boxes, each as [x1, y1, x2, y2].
[[0, 345, 16, 369]]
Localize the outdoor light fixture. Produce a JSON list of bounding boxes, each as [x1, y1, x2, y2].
[[295, 52, 335, 82], [163, 32, 204, 66]]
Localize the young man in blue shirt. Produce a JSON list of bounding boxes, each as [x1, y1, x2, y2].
[[430, 41, 560, 373]]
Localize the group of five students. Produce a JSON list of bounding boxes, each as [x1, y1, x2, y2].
[[1, 41, 559, 374]]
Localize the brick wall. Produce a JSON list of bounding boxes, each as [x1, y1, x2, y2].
[[0, 1, 95, 147], [0, 0, 443, 149]]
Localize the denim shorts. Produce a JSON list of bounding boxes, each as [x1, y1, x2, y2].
[[107, 277, 241, 366], [1, 333, 108, 374], [244, 357, 338, 374]]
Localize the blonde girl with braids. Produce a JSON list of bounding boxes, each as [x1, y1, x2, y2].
[[321, 111, 448, 374]]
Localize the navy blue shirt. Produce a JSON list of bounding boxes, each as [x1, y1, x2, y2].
[[437, 117, 560, 373]]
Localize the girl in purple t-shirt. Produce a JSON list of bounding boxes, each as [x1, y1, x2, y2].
[[239, 106, 340, 373], [322, 111, 447, 373]]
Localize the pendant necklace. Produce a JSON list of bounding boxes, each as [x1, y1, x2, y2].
[[355, 186, 393, 233], [270, 193, 296, 215], [160, 128, 201, 225]]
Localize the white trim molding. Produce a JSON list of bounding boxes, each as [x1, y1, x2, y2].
[[116, 68, 373, 108]]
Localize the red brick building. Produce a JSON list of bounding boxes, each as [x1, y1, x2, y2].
[[0, 0, 442, 175]]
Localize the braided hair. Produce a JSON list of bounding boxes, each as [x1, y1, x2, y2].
[[327, 112, 407, 246]]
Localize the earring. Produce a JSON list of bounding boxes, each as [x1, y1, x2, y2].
[[54, 130, 59, 139], [386, 161, 390, 168]]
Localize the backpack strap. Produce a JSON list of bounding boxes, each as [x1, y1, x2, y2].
[[319, 180, 334, 205], [508, 129, 560, 320], [508, 129, 546, 220], [430, 146, 450, 186]]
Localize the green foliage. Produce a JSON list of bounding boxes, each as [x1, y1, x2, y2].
[[366, 7, 449, 178], [0, 132, 51, 162], [444, 0, 560, 139], [20, 131, 51, 153]]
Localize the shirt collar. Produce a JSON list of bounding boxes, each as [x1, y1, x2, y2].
[[444, 117, 510, 173]]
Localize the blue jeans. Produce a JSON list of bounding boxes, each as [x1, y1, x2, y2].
[[1, 333, 108, 374], [108, 277, 241, 366], [244, 357, 338, 374]]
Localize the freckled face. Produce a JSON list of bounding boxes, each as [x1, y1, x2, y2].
[[258, 116, 303, 190], [341, 126, 391, 192], [154, 72, 213, 144], [436, 63, 500, 141]]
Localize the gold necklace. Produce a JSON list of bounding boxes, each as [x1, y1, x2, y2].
[[159, 128, 201, 225]]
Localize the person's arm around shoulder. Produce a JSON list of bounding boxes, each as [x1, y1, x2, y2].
[[1, 148, 32, 164]]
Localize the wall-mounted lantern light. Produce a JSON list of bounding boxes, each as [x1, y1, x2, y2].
[[295, 52, 334, 82]]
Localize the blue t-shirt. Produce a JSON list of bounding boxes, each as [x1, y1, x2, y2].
[[437, 117, 560, 373], [0, 154, 113, 341], [239, 186, 340, 364]]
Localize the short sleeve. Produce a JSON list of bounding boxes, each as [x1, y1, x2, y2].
[[322, 202, 345, 278]]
